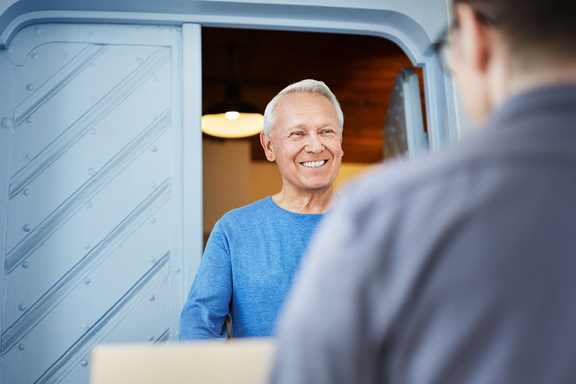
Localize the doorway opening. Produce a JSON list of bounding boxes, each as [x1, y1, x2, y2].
[[201, 27, 426, 245]]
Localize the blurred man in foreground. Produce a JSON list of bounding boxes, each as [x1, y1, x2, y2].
[[179, 79, 343, 339], [271, 0, 576, 382]]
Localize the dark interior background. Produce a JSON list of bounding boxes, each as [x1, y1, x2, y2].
[[201, 27, 426, 164]]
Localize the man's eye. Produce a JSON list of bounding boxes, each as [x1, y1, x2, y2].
[[291, 132, 303, 137], [321, 129, 334, 134]]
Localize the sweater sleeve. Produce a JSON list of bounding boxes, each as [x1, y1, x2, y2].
[[179, 220, 233, 340]]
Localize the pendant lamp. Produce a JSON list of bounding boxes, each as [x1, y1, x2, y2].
[[202, 45, 264, 138]]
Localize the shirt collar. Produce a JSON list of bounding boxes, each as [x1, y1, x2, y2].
[[486, 83, 576, 131]]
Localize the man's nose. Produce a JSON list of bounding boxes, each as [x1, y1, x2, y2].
[[305, 133, 324, 153]]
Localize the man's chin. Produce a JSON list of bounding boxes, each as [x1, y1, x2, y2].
[[299, 178, 336, 193]]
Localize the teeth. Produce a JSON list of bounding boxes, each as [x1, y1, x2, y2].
[[302, 160, 326, 168]]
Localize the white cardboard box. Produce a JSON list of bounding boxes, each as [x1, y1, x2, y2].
[[90, 338, 276, 384]]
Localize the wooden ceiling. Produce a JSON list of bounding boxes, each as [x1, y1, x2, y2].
[[202, 27, 425, 163]]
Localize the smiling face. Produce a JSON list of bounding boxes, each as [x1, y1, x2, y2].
[[260, 92, 344, 195]]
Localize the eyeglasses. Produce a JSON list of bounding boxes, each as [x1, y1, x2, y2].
[[432, 10, 498, 74]]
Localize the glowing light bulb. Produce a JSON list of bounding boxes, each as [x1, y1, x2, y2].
[[225, 111, 240, 120]]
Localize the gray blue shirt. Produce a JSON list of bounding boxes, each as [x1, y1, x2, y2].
[[179, 196, 325, 339], [271, 85, 576, 384]]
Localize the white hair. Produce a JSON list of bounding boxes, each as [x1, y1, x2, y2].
[[263, 79, 344, 136]]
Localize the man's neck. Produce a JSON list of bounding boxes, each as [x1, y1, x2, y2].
[[272, 186, 337, 214]]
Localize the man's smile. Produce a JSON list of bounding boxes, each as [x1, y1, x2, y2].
[[300, 160, 328, 168]]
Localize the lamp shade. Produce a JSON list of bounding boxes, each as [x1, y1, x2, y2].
[[202, 82, 264, 138]]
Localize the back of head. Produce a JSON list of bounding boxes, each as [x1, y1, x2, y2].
[[263, 79, 344, 136], [454, 0, 576, 65]]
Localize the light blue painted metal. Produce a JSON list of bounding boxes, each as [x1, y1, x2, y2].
[[383, 68, 428, 160], [0, 54, 14, 378], [179, 23, 203, 330], [0, 23, 202, 384], [419, 53, 447, 150], [0, 1, 445, 64]]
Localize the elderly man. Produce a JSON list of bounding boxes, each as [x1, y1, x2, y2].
[[179, 79, 344, 339], [272, 0, 576, 383]]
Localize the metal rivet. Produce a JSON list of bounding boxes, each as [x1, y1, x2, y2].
[[27, 84, 34, 91], [64, 54, 70, 60], [82, 323, 88, 329], [150, 182, 156, 189], [80, 359, 88, 367], [23, 224, 31, 232], [22, 261, 29, 269], [150, 146, 157, 152], [89, 63, 96, 69], [149, 217, 156, 224], [136, 58, 143, 64], [150, 74, 157, 81], [87, 31, 94, 37], [23, 189, 30, 196], [1, 117, 13, 129], [174, 267, 180, 273], [25, 153, 31, 160], [149, 257, 156, 264], [90, 128, 97, 135], [34, 27, 41, 35], [19, 303, 26, 311], [84, 277, 91, 284], [84, 243, 90, 250], [89, 96, 96, 102], [88, 168, 95, 176], [147, 335, 154, 341], [151, 114, 156, 120], [26, 117, 32, 124], [18, 343, 25, 350], [31, 53, 39, 60], [84, 201, 92, 209], [149, 294, 155, 301]]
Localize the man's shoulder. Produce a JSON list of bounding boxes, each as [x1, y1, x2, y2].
[[217, 197, 273, 224], [354, 142, 474, 197]]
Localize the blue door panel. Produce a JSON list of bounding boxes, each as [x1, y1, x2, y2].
[[100, 272, 171, 345], [0, 23, 200, 384], [11, 43, 90, 108], [58, 274, 170, 384], [6, 45, 170, 251], [2, 136, 172, 384], [9, 44, 160, 178], [3, 129, 172, 329]]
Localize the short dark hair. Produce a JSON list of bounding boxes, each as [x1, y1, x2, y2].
[[453, 0, 576, 60]]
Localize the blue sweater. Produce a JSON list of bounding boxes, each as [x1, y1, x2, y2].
[[179, 197, 325, 339]]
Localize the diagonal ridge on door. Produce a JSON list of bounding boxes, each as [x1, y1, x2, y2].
[[9, 46, 171, 198]]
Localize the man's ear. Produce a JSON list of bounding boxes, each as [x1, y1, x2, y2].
[[454, 3, 492, 75], [260, 132, 276, 162]]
